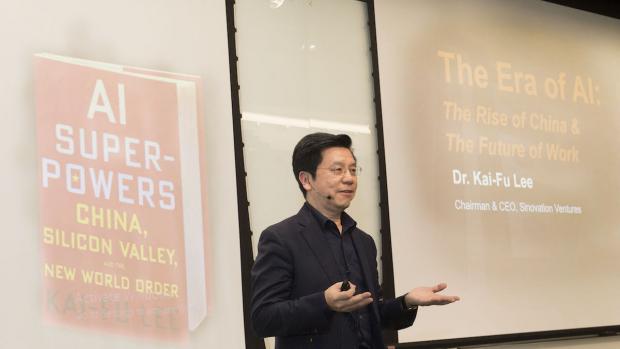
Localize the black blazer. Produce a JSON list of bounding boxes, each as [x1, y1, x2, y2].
[[251, 204, 417, 349]]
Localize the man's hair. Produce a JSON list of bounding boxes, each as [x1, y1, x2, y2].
[[292, 132, 353, 196]]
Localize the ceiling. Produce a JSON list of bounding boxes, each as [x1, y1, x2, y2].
[[543, 0, 620, 19]]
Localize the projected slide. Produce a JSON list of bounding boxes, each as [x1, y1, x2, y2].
[[35, 54, 209, 340], [375, 0, 620, 343]]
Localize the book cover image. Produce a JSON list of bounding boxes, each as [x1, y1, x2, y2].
[[35, 53, 209, 341]]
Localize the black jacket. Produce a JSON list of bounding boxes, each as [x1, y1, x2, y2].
[[251, 204, 417, 348]]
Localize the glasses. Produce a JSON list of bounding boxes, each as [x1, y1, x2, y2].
[[317, 166, 362, 177]]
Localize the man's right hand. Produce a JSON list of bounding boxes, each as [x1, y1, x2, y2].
[[324, 282, 373, 312]]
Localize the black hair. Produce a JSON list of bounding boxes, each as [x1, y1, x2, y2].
[[292, 132, 353, 197]]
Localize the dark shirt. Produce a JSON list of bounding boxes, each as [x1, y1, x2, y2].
[[306, 202, 373, 349]]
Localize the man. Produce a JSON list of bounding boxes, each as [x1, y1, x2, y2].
[[251, 133, 459, 348]]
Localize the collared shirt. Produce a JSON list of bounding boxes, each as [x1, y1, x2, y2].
[[305, 202, 373, 349]]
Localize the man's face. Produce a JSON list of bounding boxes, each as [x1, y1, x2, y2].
[[302, 147, 358, 215]]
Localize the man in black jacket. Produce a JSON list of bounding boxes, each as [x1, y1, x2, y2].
[[251, 133, 459, 348]]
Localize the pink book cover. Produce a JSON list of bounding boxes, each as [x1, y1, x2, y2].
[[35, 53, 208, 341]]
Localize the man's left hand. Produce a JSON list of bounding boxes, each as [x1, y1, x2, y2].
[[404, 282, 460, 307]]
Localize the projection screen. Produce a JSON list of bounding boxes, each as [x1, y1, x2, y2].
[[375, 0, 620, 344]]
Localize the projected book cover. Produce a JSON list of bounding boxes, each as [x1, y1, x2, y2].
[[35, 53, 208, 340]]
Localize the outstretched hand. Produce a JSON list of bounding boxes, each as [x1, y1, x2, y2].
[[324, 282, 373, 313], [404, 283, 460, 307]]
